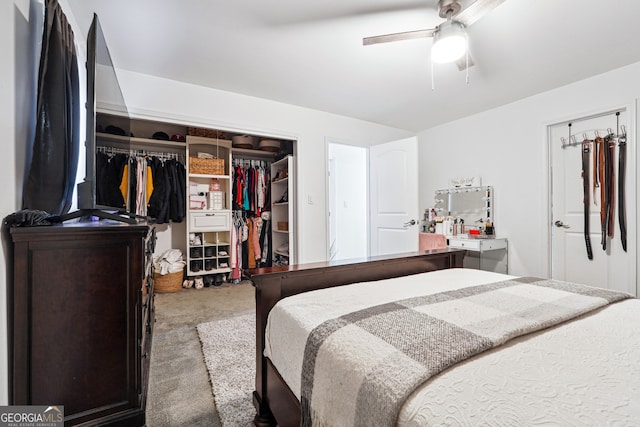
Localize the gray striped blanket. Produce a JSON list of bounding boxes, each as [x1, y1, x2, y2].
[[300, 277, 631, 427]]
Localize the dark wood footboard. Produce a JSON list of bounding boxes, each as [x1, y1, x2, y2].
[[249, 248, 466, 426]]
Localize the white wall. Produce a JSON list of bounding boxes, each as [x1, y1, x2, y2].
[[116, 70, 413, 264], [419, 61, 640, 279], [328, 143, 368, 261], [0, 0, 41, 405]]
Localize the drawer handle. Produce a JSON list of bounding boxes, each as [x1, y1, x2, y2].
[[206, 213, 216, 217]]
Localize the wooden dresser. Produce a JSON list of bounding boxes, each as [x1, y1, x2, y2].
[[8, 221, 156, 426]]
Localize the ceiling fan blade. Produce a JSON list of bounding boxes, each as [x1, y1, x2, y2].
[[455, 0, 507, 27], [363, 28, 436, 46], [456, 52, 475, 71]]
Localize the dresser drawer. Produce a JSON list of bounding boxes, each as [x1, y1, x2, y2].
[[449, 239, 481, 250], [189, 211, 231, 231], [449, 238, 507, 252]]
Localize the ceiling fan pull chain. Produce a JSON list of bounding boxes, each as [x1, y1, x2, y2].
[[431, 58, 436, 91]]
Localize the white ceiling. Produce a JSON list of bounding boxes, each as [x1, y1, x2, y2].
[[66, 0, 640, 132]]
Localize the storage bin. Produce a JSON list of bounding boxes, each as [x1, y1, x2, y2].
[[154, 269, 184, 293], [187, 127, 222, 138], [189, 157, 225, 175]]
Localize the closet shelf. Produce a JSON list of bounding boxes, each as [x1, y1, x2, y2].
[[189, 209, 231, 214], [272, 177, 288, 184], [187, 136, 233, 146], [188, 173, 230, 179], [273, 229, 289, 234], [273, 202, 288, 206], [231, 147, 278, 158], [186, 136, 233, 277], [274, 249, 290, 257], [188, 267, 231, 275], [97, 132, 187, 149]]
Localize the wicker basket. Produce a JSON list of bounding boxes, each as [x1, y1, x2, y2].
[[189, 157, 225, 175], [187, 127, 230, 139], [154, 270, 184, 293]]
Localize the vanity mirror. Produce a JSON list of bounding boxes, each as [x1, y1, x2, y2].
[[434, 185, 493, 228]]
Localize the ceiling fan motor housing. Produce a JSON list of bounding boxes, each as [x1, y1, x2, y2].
[[438, 0, 462, 18]]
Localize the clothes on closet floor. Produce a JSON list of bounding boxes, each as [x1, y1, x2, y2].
[[232, 160, 271, 215], [96, 151, 185, 223]]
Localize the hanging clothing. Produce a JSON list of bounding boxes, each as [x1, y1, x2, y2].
[[259, 214, 272, 266], [129, 157, 138, 214], [229, 159, 274, 275], [119, 164, 129, 204], [146, 163, 154, 207], [95, 151, 185, 223], [136, 157, 147, 216], [167, 158, 186, 222], [95, 152, 127, 209], [147, 157, 168, 222], [232, 159, 271, 215], [247, 218, 256, 269]]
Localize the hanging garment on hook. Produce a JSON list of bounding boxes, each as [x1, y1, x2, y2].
[[581, 139, 593, 260], [596, 137, 607, 249], [618, 133, 627, 252], [598, 135, 615, 250], [606, 135, 616, 238], [592, 136, 599, 205]]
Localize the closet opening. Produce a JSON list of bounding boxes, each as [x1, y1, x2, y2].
[[327, 142, 368, 261], [92, 114, 297, 285]]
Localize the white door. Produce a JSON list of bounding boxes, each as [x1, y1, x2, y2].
[[328, 158, 337, 260], [550, 111, 636, 295], [370, 137, 419, 256]]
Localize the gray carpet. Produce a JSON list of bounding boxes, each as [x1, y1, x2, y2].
[[197, 312, 255, 427], [146, 282, 255, 427]]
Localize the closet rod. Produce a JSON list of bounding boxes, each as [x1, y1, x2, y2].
[[233, 157, 270, 167], [97, 145, 186, 162]]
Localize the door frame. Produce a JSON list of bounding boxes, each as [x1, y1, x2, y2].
[[545, 101, 637, 294], [325, 139, 370, 261]]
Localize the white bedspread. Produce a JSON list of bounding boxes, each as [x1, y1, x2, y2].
[[264, 268, 640, 426]]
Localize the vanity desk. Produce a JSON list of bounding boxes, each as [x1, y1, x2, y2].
[[447, 236, 508, 274], [432, 184, 508, 274]]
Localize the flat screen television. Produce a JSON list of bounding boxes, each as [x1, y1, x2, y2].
[[65, 13, 136, 223]]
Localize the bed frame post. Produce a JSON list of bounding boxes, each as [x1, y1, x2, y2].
[[252, 276, 280, 426], [249, 249, 465, 427]]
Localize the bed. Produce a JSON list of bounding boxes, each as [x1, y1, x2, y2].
[[249, 249, 640, 426]]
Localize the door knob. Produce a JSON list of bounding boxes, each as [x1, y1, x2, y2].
[[554, 220, 570, 229], [403, 219, 416, 227]]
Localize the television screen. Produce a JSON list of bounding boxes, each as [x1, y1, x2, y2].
[[73, 13, 135, 222]]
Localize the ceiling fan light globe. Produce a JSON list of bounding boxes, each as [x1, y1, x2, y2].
[[431, 21, 467, 64]]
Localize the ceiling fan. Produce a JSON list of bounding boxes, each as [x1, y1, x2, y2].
[[363, 0, 507, 70]]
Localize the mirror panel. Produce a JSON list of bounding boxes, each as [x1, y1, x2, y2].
[[434, 186, 493, 227]]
